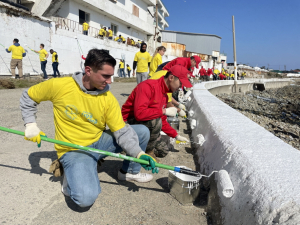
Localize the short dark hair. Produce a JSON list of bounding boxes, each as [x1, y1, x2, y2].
[[50, 49, 53, 52], [190, 56, 195, 60], [13, 39, 19, 43], [84, 49, 116, 72], [40, 43, 44, 48], [165, 71, 179, 80]]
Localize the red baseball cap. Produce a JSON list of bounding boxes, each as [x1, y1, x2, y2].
[[192, 55, 201, 69], [169, 65, 193, 88]]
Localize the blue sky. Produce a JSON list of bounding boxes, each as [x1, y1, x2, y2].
[[162, 0, 300, 70]]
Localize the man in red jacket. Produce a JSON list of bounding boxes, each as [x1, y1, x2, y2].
[[207, 68, 213, 80], [199, 66, 206, 81], [122, 65, 192, 159], [162, 56, 201, 72]]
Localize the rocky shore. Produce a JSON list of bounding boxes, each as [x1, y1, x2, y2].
[[217, 85, 300, 150]]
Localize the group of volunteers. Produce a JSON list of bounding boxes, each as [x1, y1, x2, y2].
[[5, 38, 60, 80], [212, 68, 246, 80], [19, 42, 200, 208], [82, 21, 143, 47]]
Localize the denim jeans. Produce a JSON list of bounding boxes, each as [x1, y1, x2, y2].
[[119, 68, 125, 77], [59, 124, 149, 207], [117, 39, 122, 42], [127, 70, 131, 78], [108, 37, 112, 40], [41, 61, 47, 79], [52, 62, 60, 77], [83, 30, 88, 35]]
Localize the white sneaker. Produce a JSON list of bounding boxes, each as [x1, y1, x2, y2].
[[11, 76, 15, 79], [61, 175, 70, 196], [118, 171, 153, 183]]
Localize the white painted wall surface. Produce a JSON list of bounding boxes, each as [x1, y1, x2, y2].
[[0, 10, 141, 77], [187, 80, 300, 225], [56, 0, 147, 42]]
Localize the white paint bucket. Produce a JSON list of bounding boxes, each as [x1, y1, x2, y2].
[[168, 166, 201, 205]]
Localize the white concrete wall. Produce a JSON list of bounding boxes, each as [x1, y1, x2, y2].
[[0, 9, 140, 77], [56, 0, 147, 42], [186, 80, 300, 224]]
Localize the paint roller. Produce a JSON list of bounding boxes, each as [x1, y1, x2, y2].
[[217, 170, 234, 198], [74, 36, 84, 58]]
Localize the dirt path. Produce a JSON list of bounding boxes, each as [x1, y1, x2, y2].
[[0, 82, 207, 225]]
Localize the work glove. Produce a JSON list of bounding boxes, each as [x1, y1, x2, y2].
[[178, 103, 186, 111], [24, 123, 47, 148], [137, 152, 159, 174], [176, 135, 189, 143], [165, 107, 178, 117], [178, 109, 186, 118]]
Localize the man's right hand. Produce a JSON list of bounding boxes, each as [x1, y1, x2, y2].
[[165, 107, 178, 117], [24, 123, 46, 148], [132, 71, 135, 77]]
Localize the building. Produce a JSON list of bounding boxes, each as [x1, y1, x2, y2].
[[0, 0, 169, 77], [161, 30, 226, 73]]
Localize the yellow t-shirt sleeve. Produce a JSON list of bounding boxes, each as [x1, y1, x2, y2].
[[8, 46, 12, 51], [105, 93, 125, 132], [28, 79, 56, 103], [150, 70, 167, 80], [134, 53, 138, 62]]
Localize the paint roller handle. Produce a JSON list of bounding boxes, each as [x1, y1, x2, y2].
[[175, 167, 201, 177]]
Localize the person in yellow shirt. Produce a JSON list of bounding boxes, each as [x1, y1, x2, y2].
[[131, 39, 135, 46], [225, 71, 230, 80], [149, 46, 166, 77], [114, 35, 124, 43], [241, 71, 246, 80], [126, 64, 131, 77], [20, 49, 157, 208], [230, 73, 234, 80], [33, 44, 49, 80], [213, 68, 220, 80], [108, 27, 113, 40], [50, 49, 60, 78], [119, 59, 125, 77], [133, 43, 152, 84], [5, 38, 26, 79], [99, 27, 106, 38], [82, 21, 89, 35]]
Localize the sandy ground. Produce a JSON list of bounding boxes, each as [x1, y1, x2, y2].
[[0, 81, 207, 225]]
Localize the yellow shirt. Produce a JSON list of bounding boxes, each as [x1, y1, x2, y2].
[[149, 53, 162, 76], [38, 49, 48, 62], [134, 51, 152, 73], [99, 29, 106, 36], [127, 66, 131, 71], [108, 30, 113, 37], [119, 61, 124, 69], [150, 70, 172, 102], [131, 40, 135, 45], [214, 69, 220, 74], [28, 77, 125, 158], [82, 22, 89, 31], [52, 52, 58, 63], [122, 37, 126, 42], [225, 73, 229, 77], [230, 74, 234, 77], [8, 45, 25, 59]]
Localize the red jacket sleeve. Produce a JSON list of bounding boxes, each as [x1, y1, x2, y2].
[[133, 84, 164, 121], [163, 59, 176, 71], [161, 115, 178, 138]]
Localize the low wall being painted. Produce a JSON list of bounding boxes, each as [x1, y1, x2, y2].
[[0, 4, 140, 77], [186, 79, 300, 225]]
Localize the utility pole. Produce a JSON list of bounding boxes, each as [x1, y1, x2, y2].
[[232, 15, 237, 92], [284, 65, 286, 71]]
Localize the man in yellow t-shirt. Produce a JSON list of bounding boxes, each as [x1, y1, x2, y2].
[[108, 27, 113, 40], [6, 38, 26, 79], [126, 64, 131, 77], [99, 27, 106, 38], [133, 43, 151, 84], [50, 49, 60, 78], [114, 34, 124, 43], [33, 43, 49, 80], [20, 49, 157, 208], [119, 59, 125, 78], [82, 21, 89, 35]]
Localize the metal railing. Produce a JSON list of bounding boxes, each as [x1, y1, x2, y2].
[[50, 17, 142, 48]]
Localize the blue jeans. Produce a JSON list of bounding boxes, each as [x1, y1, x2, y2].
[[108, 37, 112, 40], [83, 30, 88, 35], [120, 68, 125, 77], [117, 39, 122, 42], [52, 62, 60, 77], [127, 70, 131, 78], [41, 61, 47, 79], [59, 125, 149, 207]]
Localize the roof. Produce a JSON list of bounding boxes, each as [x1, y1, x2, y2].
[[161, 30, 222, 39]]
